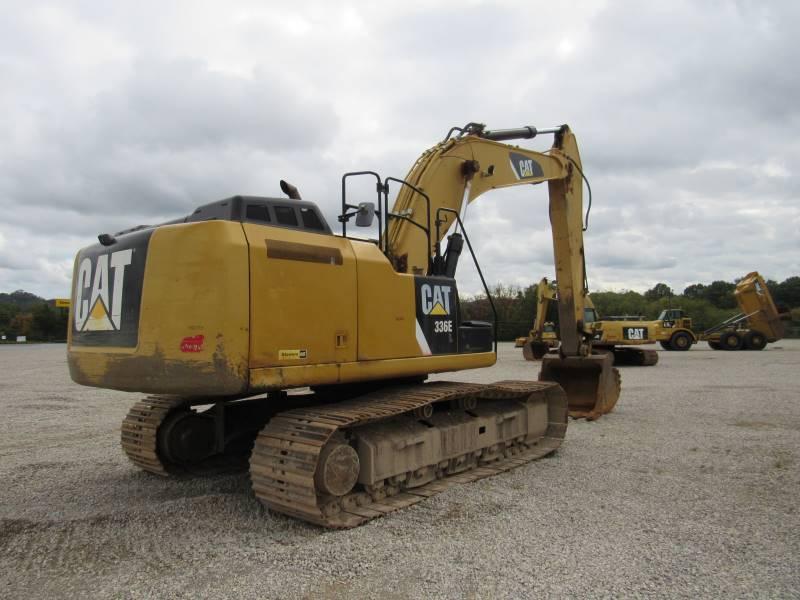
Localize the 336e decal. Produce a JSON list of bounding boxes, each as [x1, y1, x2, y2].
[[434, 320, 453, 333], [415, 277, 459, 354]]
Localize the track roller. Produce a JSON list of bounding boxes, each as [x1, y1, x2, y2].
[[250, 380, 567, 528], [121, 396, 274, 476], [610, 347, 659, 366]]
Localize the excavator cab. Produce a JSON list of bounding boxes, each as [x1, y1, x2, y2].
[[657, 308, 693, 330]]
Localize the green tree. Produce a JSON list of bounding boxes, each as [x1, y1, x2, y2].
[[591, 290, 648, 318], [703, 280, 736, 309], [31, 303, 63, 341], [0, 303, 19, 333], [775, 276, 800, 307], [683, 283, 706, 298], [9, 312, 33, 338], [644, 283, 673, 301]]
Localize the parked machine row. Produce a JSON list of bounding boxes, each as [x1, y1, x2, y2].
[[518, 271, 789, 363]]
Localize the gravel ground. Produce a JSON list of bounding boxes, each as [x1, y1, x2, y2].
[[1, 341, 799, 599]]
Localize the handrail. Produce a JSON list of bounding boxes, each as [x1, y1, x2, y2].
[[383, 177, 432, 272], [435, 207, 498, 352], [340, 171, 384, 248]]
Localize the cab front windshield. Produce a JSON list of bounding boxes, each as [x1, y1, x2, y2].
[[658, 309, 681, 321]]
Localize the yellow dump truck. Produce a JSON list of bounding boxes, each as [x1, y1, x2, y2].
[[701, 272, 790, 350], [593, 272, 789, 352]]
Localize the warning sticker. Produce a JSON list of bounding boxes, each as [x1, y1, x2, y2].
[[180, 334, 205, 353], [279, 349, 308, 360]]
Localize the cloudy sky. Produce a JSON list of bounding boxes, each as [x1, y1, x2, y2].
[[1, 0, 798, 299]]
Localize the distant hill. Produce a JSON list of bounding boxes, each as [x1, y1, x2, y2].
[[0, 290, 46, 309]]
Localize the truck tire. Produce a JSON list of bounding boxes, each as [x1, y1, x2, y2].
[[659, 341, 672, 350], [744, 330, 767, 351], [669, 332, 692, 351], [707, 341, 721, 350], [719, 331, 743, 351]]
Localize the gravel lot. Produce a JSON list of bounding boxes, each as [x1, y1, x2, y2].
[[1, 341, 799, 599]]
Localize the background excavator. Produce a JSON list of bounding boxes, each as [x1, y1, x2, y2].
[[67, 123, 619, 528], [519, 279, 659, 365], [518, 272, 788, 364], [516, 277, 559, 359]]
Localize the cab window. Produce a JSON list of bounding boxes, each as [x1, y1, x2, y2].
[[300, 207, 324, 231], [246, 205, 271, 222], [274, 206, 299, 226]]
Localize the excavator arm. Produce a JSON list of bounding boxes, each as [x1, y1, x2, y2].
[[387, 124, 588, 357], [530, 277, 558, 338], [386, 124, 619, 418]]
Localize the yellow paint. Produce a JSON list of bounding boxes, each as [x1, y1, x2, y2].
[[244, 224, 357, 368], [250, 351, 495, 391], [68, 221, 250, 396], [84, 298, 114, 331], [350, 242, 420, 361], [67, 125, 612, 401]]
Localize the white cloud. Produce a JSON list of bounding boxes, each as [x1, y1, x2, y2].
[[0, 0, 798, 300]]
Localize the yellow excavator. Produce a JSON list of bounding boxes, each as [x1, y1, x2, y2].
[[519, 280, 658, 365], [516, 277, 559, 359], [67, 123, 619, 528]]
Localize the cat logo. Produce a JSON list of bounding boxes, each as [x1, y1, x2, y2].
[[73, 249, 133, 332], [509, 151, 544, 180], [420, 283, 452, 316], [518, 159, 536, 177], [623, 327, 648, 341]]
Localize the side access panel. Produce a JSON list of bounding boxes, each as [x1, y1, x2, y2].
[[244, 224, 358, 369], [350, 242, 421, 361]]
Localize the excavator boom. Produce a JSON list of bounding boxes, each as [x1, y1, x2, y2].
[[386, 124, 619, 418]]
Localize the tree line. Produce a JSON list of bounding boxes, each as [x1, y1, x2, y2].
[[1, 275, 798, 343], [0, 291, 69, 342], [462, 276, 800, 341]]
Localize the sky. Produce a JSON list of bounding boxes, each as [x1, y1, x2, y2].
[[1, 0, 798, 299]]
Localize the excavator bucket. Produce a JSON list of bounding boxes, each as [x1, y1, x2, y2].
[[522, 340, 552, 361], [538, 353, 620, 420]]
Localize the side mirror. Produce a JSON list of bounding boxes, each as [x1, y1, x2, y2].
[[355, 202, 376, 227]]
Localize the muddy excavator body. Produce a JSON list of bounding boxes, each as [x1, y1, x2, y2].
[[67, 123, 619, 527]]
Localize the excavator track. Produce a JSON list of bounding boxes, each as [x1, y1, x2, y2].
[[250, 380, 567, 528], [120, 396, 189, 476], [610, 347, 659, 367], [639, 349, 659, 366], [121, 396, 257, 476]]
